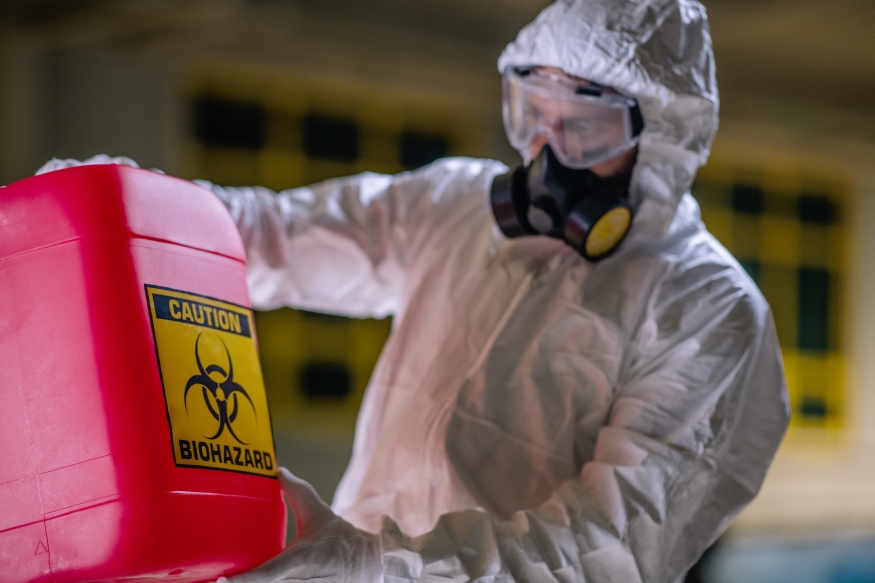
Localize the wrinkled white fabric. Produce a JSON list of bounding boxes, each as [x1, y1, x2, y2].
[[218, 468, 383, 583], [35, 154, 141, 175], [190, 1, 787, 581], [204, 163, 788, 582]]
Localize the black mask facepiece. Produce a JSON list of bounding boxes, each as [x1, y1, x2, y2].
[[490, 145, 634, 262]]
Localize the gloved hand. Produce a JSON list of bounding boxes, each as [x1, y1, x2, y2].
[[35, 154, 143, 175], [218, 467, 382, 583]]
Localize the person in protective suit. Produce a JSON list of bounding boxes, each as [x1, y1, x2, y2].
[[39, 0, 790, 581]]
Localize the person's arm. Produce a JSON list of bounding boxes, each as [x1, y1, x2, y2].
[[34, 155, 505, 319], [196, 158, 505, 318], [227, 239, 790, 583], [380, 252, 787, 582]]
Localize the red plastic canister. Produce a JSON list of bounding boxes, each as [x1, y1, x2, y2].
[[0, 165, 285, 582]]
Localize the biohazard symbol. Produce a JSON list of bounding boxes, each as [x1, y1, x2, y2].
[[184, 333, 256, 444]]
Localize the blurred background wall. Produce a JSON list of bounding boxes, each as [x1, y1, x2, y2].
[[2, 1, 875, 581]]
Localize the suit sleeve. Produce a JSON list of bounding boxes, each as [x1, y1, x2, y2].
[[197, 158, 505, 318]]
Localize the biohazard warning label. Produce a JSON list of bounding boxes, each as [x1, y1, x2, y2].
[[146, 285, 276, 478]]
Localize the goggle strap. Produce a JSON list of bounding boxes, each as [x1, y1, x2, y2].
[[574, 83, 603, 97]]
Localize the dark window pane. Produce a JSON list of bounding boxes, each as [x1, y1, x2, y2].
[[730, 184, 763, 214], [300, 310, 350, 325], [800, 397, 827, 418], [798, 267, 830, 350], [303, 115, 359, 161], [690, 180, 720, 207], [400, 132, 448, 169], [194, 96, 265, 150], [739, 259, 760, 284], [798, 195, 835, 224], [299, 361, 352, 400]]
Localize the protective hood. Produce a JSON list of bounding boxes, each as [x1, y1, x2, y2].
[[498, 0, 718, 238]]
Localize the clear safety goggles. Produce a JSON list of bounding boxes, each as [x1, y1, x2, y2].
[[502, 67, 644, 169]]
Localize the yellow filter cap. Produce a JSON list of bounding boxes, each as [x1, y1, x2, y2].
[[585, 206, 632, 259]]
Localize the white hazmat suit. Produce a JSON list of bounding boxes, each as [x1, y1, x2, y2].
[[205, 1, 790, 581], [42, 0, 790, 581]]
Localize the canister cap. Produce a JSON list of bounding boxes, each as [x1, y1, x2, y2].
[[1, 165, 246, 262]]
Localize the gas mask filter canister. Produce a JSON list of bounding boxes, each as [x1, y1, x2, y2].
[[490, 144, 634, 261]]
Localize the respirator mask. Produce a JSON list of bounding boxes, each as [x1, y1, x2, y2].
[[490, 67, 644, 261]]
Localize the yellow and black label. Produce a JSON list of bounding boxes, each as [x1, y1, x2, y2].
[[146, 285, 276, 478]]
